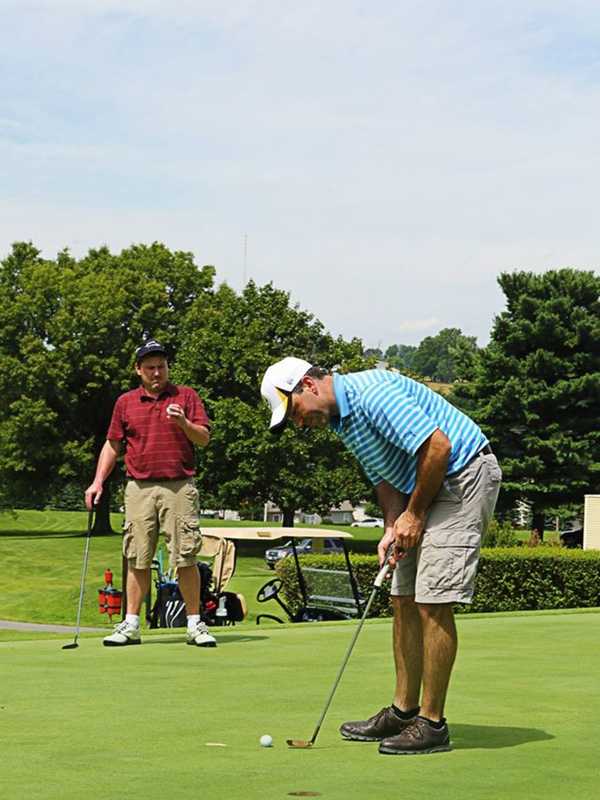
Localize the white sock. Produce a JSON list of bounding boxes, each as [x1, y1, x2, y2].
[[125, 614, 140, 629], [187, 614, 200, 631]]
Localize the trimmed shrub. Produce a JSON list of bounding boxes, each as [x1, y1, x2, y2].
[[466, 547, 600, 613], [275, 548, 600, 618], [481, 518, 518, 548]]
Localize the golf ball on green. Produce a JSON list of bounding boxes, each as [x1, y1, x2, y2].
[[260, 734, 273, 747]]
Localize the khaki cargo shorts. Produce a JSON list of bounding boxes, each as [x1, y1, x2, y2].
[[123, 478, 203, 570], [391, 451, 502, 604]]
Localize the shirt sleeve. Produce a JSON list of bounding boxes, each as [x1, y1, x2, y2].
[[186, 389, 211, 429], [106, 396, 127, 441], [360, 382, 437, 456]]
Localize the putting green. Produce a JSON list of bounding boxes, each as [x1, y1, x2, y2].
[[1, 611, 597, 800]]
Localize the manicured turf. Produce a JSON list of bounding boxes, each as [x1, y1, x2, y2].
[[0, 510, 299, 626], [1, 511, 596, 798], [0, 510, 374, 627], [1, 611, 597, 800]]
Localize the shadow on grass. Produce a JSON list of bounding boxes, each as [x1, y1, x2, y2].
[[451, 722, 554, 749], [143, 634, 271, 645]]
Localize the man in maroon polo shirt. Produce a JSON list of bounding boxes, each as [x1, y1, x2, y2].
[[84, 339, 216, 648]]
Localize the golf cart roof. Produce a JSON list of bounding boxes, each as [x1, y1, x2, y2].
[[202, 527, 353, 542]]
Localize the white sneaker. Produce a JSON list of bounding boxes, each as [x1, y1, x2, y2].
[[186, 621, 217, 648], [103, 620, 141, 647]]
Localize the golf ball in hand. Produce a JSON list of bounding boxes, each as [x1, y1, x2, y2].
[[260, 734, 273, 747]]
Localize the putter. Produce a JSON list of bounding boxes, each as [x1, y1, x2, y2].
[[287, 549, 396, 748], [62, 509, 94, 650]]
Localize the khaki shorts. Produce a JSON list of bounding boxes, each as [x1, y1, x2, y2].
[[391, 451, 502, 604], [123, 478, 203, 570]]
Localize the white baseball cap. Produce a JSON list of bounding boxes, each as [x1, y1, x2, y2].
[[261, 357, 313, 431]]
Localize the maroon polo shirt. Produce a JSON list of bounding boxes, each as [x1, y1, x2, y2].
[[107, 383, 210, 480]]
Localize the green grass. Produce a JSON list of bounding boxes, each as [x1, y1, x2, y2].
[[0, 510, 286, 626], [1, 510, 596, 798], [0, 610, 598, 800], [0, 509, 565, 629], [0, 510, 378, 627]]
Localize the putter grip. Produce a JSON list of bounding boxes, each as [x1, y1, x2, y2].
[[374, 559, 392, 588]]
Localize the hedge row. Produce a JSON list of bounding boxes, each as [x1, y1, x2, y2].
[[275, 548, 600, 617]]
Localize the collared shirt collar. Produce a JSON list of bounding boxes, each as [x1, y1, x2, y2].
[[137, 383, 178, 402], [331, 373, 351, 432]]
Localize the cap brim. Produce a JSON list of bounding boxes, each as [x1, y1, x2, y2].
[[269, 393, 290, 433]]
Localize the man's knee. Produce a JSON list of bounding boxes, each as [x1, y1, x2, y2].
[[177, 563, 200, 582], [392, 595, 417, 614], [417, 601, 455, 623]]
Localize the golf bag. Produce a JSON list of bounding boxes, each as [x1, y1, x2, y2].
[[150, 560, 247, 628], [199, 561, 246, 626], [150, 580, 187, 628]]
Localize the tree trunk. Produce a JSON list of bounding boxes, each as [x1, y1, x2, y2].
[[531, 510, 545, 542], [92, 485, 114, 535], [282, 507, 295, 527]]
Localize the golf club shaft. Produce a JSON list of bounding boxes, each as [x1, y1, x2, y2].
[[70, 510, 94, 644], [308, 556, 392, 745]]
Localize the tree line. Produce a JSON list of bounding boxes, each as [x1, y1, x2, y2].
[[365, 327, 478, 383], [1, 241, 598, 534], [0, 242, 370, 530]]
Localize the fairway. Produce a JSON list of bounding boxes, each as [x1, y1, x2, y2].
[[1, 611, 598, 800], [0, 511, 294, 626]]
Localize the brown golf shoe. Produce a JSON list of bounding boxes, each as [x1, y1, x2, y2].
[[340, 706, 417, 742], [378, 716, 451, 755]]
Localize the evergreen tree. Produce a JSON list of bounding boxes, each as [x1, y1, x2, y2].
[[453, 269, 600, 535]]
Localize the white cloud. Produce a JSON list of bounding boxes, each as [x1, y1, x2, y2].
[[1, 1, 599, 347]]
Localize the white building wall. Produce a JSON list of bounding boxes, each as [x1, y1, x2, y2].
[[583, 495, 600, 550]]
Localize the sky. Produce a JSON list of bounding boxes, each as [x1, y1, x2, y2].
[[1, 1, 599, 349]]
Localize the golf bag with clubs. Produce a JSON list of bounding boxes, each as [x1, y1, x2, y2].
[[149, 537, 247, 628]]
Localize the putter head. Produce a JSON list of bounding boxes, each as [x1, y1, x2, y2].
[[62, 642, 79, 650], [286, 739, 313, 749]]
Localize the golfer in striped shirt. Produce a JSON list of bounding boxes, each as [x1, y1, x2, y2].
[[261, 357, 501, 755]]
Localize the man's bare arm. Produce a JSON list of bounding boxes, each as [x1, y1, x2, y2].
[[84, 439, 121, 510], [393, 428, 451, 550], [180, 421, 210, 447], [166, 403, 211, 447]]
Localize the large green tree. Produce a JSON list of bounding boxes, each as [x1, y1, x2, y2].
[[0, 241, 215, 529], [384, 343, 417, 373], [173, 281, 371, 525], [0, 245, 371, 529], [453, 269, 600, 533], [411, 327, 479, 382]]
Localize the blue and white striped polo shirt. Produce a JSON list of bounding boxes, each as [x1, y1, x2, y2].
[[331, 370, 487, 494]]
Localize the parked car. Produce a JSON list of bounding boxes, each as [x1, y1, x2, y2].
[[265, 537, 344, 569], [559, 526, 583, 548], [351, 518, 384, 528]]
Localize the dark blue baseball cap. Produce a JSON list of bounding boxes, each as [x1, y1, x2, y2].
[[135, 339, 167, 363]]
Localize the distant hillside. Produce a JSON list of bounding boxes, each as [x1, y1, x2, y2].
[[425, 381, 453, 396]]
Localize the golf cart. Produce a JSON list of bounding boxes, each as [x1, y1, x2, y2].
[[264, 536, 344, 568], [231, 528, 364, 624], [124, 526, 362, 628], [195, 527, 363, 624]]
